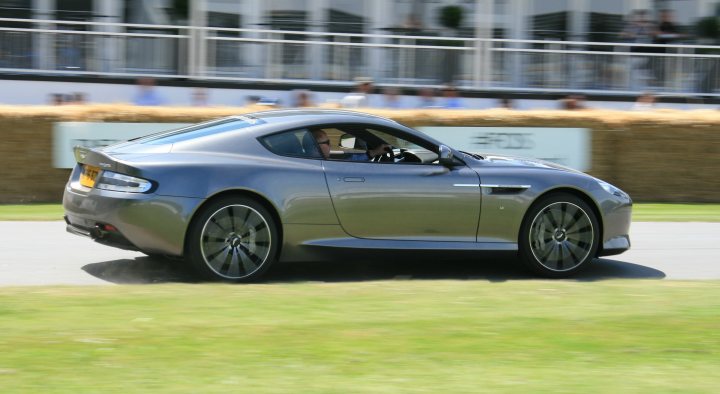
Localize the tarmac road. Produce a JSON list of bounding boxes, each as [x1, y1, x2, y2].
[[0, 221, 718, 285]]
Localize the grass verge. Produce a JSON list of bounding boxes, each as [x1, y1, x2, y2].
[[0, 281, 718, 393], [1, 203, 719, 222], [632, 203, 720, 222], [0, 204, 64, 221]]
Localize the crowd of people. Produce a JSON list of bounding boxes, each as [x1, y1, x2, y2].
[[47, 77, 483, 109], [48, 76, 670, 111], [620, 9, 688, 89]]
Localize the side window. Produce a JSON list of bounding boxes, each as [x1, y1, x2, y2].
[[260, 129, 322, 159], [364, 127, 439, 164], [365, 128, 423, 151], [317, 127, 369, 160], [313, 124, 440, 164]]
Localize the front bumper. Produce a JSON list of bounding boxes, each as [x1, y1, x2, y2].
[[63, 181, 204, 256], [599, 234, 631, 257], [598, 198, 632, 257]]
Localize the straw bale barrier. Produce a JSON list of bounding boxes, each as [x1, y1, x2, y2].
[[0, 105, 718, 203]]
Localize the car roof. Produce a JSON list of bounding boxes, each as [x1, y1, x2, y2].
[[249, 109, 394, 123], [232, 109, 398, 131]]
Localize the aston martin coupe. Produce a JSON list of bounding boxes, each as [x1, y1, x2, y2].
[[63, 110, 631, 281]]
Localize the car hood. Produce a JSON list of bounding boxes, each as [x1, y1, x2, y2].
[[464, 152, 585, 174]]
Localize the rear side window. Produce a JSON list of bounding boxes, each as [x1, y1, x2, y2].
[[135, 116, 266, 145], [260, 129, 322, 159]]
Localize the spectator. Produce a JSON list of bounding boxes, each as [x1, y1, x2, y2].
[[49, 93, 64, 105], [620, 10, 655, 48], [417, 87, 438, 108], [559, 94, 586, 110], [402, 14, 422, 30], [133, 77, 164, 106], [191, 88, 208, 106], [633, 92, 656, 110], [442, 85, 463, 108], [498, 97, 514, 109], [653, 10, 683, 85], [383, 87, 401, 108], [340, 77, 374, 108], [71, 92, 86, 105], [293, 90, 314, 107], [621, 10, 656, 89], [246, 95, 261, 106], [654, 10, 682, 45]]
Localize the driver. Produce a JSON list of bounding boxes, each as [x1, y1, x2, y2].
[[312, 130, 390, 161]]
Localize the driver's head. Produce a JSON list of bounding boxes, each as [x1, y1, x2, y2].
[[312, 130, 331, 159]]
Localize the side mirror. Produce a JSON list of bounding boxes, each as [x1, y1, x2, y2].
[[438, 145, 455, 167]]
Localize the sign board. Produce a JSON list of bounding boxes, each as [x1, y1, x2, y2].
[[418, 127, 591, 171], [54, 123, 591, 171], [53, 122, 190, 168]]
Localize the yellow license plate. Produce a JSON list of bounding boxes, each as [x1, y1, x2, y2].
[[80, 165, 100, 188]]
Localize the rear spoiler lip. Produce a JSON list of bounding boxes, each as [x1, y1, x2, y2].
[[73, 146, 139, 176], [73, 146, 116, 170]]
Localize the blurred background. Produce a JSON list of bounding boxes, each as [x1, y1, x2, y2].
[[2, 0, 720, 109]]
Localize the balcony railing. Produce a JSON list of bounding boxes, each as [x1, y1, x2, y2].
[[1, 17, 720, 95]]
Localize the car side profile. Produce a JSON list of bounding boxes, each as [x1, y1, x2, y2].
[[63, 110, 632, 281]]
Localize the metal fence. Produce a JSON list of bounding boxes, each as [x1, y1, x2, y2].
[[2, 17, 720, 95]]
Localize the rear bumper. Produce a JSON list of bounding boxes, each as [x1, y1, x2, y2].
[[65, 216, 139, 252], [63, 182, 204, 256]]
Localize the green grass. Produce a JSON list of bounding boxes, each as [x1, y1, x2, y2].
[[0, 204, 64, 221], [0, 281, 718, 393], [632, 203, 720, 222], [2, 203, 719, 222]]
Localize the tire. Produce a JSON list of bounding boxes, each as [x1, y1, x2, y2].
[[518, 193, 600, 278], [186, 196, 279, 282]]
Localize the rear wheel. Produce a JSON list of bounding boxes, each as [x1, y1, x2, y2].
[[186, 196, 279, 282], [519, 193, 599, 278]]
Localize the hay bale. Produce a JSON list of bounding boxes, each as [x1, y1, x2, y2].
[[0, 105, 718, 202]]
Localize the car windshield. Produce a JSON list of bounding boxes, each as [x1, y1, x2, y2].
[[134, 116, 266, 145]]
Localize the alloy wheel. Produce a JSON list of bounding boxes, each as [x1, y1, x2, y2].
[[199, 204, 272, 280], [528, 202, 594, 272]]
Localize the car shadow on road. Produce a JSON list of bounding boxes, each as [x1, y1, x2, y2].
[[82, 254, 665, 284], [267, 256, 666, 283], [82, 256, 198, 284]]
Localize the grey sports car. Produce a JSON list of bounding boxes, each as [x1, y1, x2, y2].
[[63, 109, 631, 281]]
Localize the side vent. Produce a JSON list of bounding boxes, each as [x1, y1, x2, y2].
[[481, 184, 531, 195]]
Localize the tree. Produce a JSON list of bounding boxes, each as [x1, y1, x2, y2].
[[439, 5, 463, 31]]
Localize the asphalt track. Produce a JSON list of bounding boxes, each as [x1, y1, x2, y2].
[[0, 221, 718, 285]]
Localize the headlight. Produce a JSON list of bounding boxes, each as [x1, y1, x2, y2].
[[95, 171, 153, 193], [597, 180, 629, 200]]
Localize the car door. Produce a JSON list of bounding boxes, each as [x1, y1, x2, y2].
[[319, 125, 481, 242]]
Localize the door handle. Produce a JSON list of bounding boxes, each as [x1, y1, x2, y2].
[[342, 177, 365, 182]]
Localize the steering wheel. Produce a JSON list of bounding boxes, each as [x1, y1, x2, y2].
[[371, 146, 395, 163], [397, 149, 422, 163]]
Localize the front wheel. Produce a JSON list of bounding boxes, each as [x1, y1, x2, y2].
[[519, 193, 600, 278], [186, 196, 279, 282]]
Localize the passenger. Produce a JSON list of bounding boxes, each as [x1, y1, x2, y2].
[[311, 130, 390, 161]]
